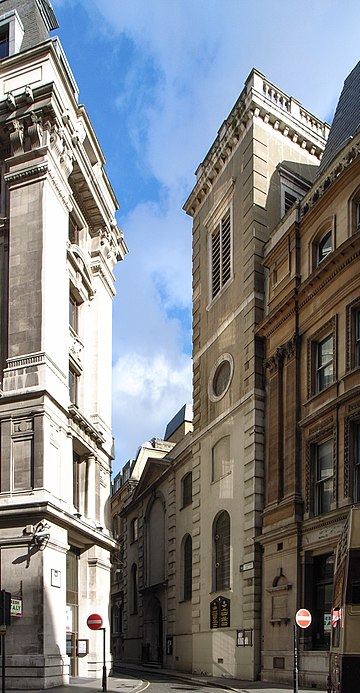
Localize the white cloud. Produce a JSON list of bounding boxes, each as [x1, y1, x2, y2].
[[113, 351, 192, 462], [54, 0, 360, 472]]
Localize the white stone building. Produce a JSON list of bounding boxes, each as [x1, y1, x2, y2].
[[0, 0, 126, 687]]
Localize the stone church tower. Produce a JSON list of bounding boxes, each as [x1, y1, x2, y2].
[[183, 69, 329, 680]]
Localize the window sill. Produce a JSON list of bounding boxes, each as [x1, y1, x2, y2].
[[209, 587, 231, 595], [211, 471, 232, 485], [304, 380, 337, 406], [180, 502, 192, 511], [206, 275, 234, 311]]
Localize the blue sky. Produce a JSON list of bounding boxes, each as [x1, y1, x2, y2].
[[52, 0, 360, 474]]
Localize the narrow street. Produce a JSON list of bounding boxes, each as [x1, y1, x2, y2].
[[111, 671, 236, 693]]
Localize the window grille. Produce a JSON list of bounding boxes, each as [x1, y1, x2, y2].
[[211, 209, 231, 299]]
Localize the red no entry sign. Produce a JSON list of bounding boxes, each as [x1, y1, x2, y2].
[[87, 613, 103, 630], [295, 608, 312, 629]]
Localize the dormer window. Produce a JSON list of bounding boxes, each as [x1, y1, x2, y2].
[[317, 230, 332, 265], [0, 11, 24, 57], [279, 164, 312, 218], [0, 25, 9, 59]]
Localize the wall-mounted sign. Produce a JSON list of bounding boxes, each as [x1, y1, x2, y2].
[[240, 561, 254, 572], [210, 596, 230, 629], [237, 629, 253, 646], [76, 639, 89, 657], [51, 569, 61, 588], [166, 635, 173, 655], [10, 598, 22, 617]]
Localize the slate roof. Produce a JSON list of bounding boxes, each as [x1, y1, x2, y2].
[[318, 60, 360, 175], [0, 0, 58, 52], [164, 403, 193, 441]]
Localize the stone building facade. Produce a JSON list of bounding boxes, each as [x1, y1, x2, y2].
[[110, 406, 193, 671], [112, 70, 331, 684], [258, 61, 360, 688], [182, 69, 328, 681], [0, 0, 126, 687]]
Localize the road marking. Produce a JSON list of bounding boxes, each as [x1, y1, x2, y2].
[[135, 682, 150, 693]]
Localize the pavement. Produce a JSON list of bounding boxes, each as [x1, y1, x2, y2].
[[8, 662, 328, 693]]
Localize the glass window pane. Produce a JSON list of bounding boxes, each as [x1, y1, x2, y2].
[[316, 440, 333, 514], [183, 535, 192, 600], [13, 438, 32, 490], [318, 336, 333, 367], [356, 310, 360, 366], [317, 335, 333, 391], [182, 472, 192, 506], [215, 511, 230, 590], [318, 231, 332, 264]]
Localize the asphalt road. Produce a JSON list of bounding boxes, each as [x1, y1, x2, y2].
[[112, 672, 237, 693]]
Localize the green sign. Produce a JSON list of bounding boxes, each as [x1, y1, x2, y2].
[[11, 598, 22, 617]]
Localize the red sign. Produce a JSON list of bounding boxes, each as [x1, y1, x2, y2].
[[87, 613, 103, 630], [295, 608, 312, 629]]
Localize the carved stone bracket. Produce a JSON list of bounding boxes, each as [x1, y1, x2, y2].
[[8, 118, 24, 156], [28, 112, 43, 150]]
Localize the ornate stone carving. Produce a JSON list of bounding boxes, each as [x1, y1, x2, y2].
[[60, 142, 73, 178], [28, 112, 42, 150], [8, 118, 24, 156], [50, 121, 65, 159], [264, 354, 279, 373], [301, 137, 360, 219]]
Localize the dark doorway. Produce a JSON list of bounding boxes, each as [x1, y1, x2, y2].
[[144, 596, 163, 663]]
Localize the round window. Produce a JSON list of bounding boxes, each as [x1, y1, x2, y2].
[[208, 353, 233, 402], [213, 360, 231, 397]]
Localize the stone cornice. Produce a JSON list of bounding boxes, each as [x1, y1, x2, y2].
[[260, 232, 360, 338], [91, 257, 116, 298], [68, 404, 105, 446], [298, 233, 360, 308], [300, 131, 360, 221], [184, 70, 328, 217], [4, 161, 48, 184]]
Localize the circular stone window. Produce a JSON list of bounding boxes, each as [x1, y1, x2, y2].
[[208, 353, 234, 402]]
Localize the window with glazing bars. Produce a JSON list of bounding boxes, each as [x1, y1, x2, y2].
[[316, 335, 333, 392], [182, 472, 192, 507], [354, 424, 360, 503], [315, 440, 333, 515], [356, 310, 360, 367], [211, 209, 231, 299], [183, 534, 192, 600], [214, 511, 230, 590]]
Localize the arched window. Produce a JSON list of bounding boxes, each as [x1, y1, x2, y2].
[[130, 563, 138, 614], [182, 472, 192, 507], [317, 230, 332, 265], [213, 511, 230, 591], [183, 534, 192, 601], [212, 436, 231, 481], [147, 496, 165, 585], [130, 517, 138, 542], [111, 603, 123, 634]]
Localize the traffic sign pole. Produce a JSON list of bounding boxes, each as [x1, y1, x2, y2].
[[293, 625, 299, 693], [87, 614, 106, 692], [294, 609, 312, 693], [101, 628, 106, 693]]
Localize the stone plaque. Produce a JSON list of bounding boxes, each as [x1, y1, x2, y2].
[[210, 596, 230, 628]]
